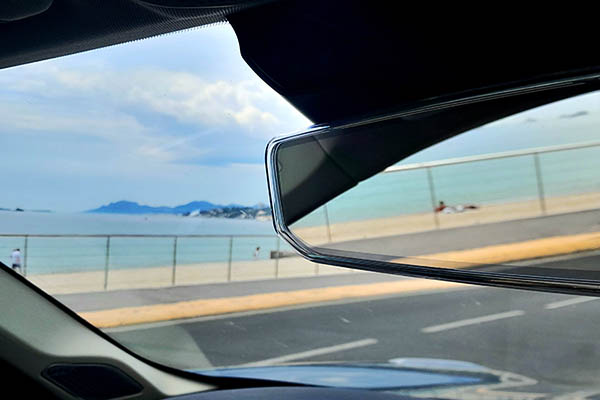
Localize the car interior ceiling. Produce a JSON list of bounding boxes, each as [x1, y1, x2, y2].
[[1, 1, 598, 125]]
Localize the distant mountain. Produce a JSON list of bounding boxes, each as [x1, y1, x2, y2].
[[86, 201, 177, 214], [86, 200, 267, 216]]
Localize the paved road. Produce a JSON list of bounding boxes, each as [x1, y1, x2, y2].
[[106, 251, 600, 397], [325, 208, 600, 256]]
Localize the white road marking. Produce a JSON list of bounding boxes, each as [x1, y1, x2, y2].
[[545, 296, 598, 310], [422, 310, 525, 333], [237, 338, 378, 367]]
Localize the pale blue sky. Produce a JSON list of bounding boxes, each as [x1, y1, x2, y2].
[[0, 24, 311, 212], [403, 90, 600, 164]]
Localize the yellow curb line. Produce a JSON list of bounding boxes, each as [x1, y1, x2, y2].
[[80, 279, 462, 328], [80, 231, 600, 328], [393, 231, 600, 268]]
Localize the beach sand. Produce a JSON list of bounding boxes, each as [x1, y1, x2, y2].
[[28, 257, 353, 295], [293, 191, 600, 245]]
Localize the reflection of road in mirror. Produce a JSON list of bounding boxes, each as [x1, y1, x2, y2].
[[295, 208, 600, 281]]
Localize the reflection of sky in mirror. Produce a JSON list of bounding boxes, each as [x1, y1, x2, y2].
[[0, 25, 310, 212], [402, 91, 600, 164]]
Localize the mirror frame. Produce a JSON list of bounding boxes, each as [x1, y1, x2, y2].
[[266, 73, 600, 297]]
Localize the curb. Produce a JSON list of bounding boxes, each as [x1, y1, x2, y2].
[[80, 279, 462, 328], [394, 231, 600, 268]]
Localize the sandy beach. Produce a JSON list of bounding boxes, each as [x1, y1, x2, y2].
[[28, 256, 354, 295], [292, 191, 600, 245]]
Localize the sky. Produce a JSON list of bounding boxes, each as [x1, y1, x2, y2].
[[0, 24, 311, 212], [402, 90, 600, 164]]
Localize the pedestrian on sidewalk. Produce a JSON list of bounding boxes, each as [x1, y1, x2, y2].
[[11, 248, 22, 273]]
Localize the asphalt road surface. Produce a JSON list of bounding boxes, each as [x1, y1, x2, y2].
[[325, 208, 600, 256], [106, 251, 600, 396]]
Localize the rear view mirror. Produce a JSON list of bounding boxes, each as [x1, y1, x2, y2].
[[267, 79, 600, 296]]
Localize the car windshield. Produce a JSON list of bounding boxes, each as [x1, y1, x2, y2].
[[3, 23, 600, 399]]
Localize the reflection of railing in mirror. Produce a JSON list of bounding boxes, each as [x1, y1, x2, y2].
[[0, 234, 350, 295], [291, 141, 600, 245]]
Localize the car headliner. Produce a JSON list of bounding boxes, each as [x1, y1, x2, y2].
[[2, 1, 599, 125]]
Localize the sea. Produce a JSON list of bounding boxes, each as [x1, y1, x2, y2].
[[3, 144, 600, 275], [0, 212, 286, 274]]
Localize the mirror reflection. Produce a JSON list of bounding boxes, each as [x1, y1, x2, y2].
[[285, 90, 600, 280]]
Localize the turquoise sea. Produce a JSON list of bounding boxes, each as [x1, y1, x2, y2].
[[0, 212, 288, 274]]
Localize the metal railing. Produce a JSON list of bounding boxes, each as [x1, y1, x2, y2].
[[0, 234, 292, 289], [318, 140, 600, 235]]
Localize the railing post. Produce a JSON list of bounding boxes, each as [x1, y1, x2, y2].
[[227, 236, 233, 282], [533, 153, 547, 215], [274, 236, 280, 278], [323, 204, 332, 242], [103, 236, 111, 290], [426, 167, 440, 228], [171, 236, 178, 286], [23, 235, 28, 277]]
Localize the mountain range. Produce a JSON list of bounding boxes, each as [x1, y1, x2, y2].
[[86, 200, 254, 215]]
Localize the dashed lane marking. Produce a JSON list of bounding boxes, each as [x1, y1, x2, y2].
[[421, 310, 525, 333], [545, 296, 598, 309], [237, 338, 378, 367]]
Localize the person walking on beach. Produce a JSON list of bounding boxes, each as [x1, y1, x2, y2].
[[11, 248, 22, 272]]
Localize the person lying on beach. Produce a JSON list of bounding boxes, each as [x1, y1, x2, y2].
[[435, 201, 478, 214], [435, 201, 447, 212]]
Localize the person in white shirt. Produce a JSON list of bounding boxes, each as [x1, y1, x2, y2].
[[10, 248, 21, 272]]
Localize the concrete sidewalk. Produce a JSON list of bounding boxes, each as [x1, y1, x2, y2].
[[57, 271, 400, 313]]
